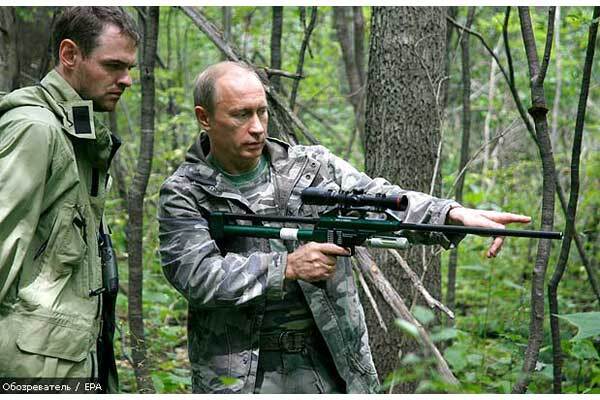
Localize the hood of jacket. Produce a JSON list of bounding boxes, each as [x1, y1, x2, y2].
[[0, 69, 115, 169]]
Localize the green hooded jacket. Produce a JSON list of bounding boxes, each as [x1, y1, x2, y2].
[[0, 70, 118, 387]]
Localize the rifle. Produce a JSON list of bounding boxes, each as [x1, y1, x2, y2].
[[208, 188, 563, 255]]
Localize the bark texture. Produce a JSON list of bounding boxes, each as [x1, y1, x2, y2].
[[548, 6, 599, 393], [364, 6, 447, 393], [270, 6, 283, 91], [447, 7, 474, 322], [0, 7, 19, 91], [333, 6, 366, 154], [127, 6, 159, 394], [512, 7, 557, 393]]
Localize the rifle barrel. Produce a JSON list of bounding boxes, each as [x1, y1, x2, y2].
[[398, 223, 562, 240]]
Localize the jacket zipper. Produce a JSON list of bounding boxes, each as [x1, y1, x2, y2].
[[33, 239, 49, 260]]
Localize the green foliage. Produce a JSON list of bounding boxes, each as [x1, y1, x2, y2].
[[87, 5, 599, 394], [557, 312, 600, 341], [395, 319, 419, 339]]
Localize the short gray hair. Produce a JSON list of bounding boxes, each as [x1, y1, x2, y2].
[[193, 61, 260, 115]]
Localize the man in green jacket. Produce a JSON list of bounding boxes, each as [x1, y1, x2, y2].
[[0, 7, 138, 392], [158, 61, 532, 393]]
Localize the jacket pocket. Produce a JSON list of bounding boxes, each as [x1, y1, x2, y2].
[[42, 204, 88, 285], [15, 314, 92, 363]]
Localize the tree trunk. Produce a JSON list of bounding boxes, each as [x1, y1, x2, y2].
[[127, 6, 159, 394], [512, 7, 557, 393], [221, 7, 232, 61], [482, 38, 502, 177], [443, 7, 458, 108], [550, 6, 562, 149], [166, 8, 182, 167], [364, 6, 447, 393], [108, 111, 129, 209], [0, 7, 19, 91], [270, 6, 283, 92], [289, 6, 317, 111], [548, 6, 599, 393], [37, 9, 58, 81], [447, 6, 475, 325], [333, 6, 366, 154]]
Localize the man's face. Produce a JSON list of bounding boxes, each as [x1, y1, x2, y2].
[[73, 24, 137, 112], [197, 70, 268, 172]]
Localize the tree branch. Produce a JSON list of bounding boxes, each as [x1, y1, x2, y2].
[[449, 12, 539, 146], [354, 248, 459, 386], [539, 7, 556, 84], [388, 249, 454, 319], [503, 7, 515, 86], [289, 6, 317, 110], [355, 264, 388, 332], [512, 7, 557, 393], [180, 6, 319, 146], [262, 67, 304, 80], [445, 120, 520, 197], [548, 7, 599, 393], [179, 6, 239, 61]]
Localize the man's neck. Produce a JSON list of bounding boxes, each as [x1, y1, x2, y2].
[[208, 152, 260, 175], [55, 65, 78, 93]]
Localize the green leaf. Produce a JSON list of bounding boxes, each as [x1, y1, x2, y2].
[[401, 352, 422, 365], [467, 353, 483, 366], [569, 340, 600, 361], [502, 279, 525, 291], [150, 372, 166, 393], [219, 376, 242, 387], [444, 346, 468, 372], [412, 305, 435, 325], [492, 380, 512, 394], [556, 312, 600, 340], [169, 373, 192, 386], [430, 327, 458, 342], [394, 319, 419, 338], [145, 291, 171, 304], [459, 264, 487, 272]]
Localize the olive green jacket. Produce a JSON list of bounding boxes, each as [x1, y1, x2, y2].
[[0, 70, 117, 382]]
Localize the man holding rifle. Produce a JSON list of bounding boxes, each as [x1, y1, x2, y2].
[[158, 61, 534, 394]]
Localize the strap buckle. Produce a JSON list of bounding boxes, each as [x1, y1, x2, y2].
[[278, 331, 306, 353]]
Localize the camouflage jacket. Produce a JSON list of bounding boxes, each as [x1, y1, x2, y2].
[[0, 70, 118, 385], [158, 133, 461, 394]]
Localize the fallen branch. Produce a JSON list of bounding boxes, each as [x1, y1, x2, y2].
[[354, 262, 388, 332], [354, 247, 459, 385], [388, 249, 454, 319]]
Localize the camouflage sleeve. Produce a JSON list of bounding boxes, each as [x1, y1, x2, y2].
[[307, 145, 463, 248], [158, 176, 286, 308], [0, 120, 53, 303]]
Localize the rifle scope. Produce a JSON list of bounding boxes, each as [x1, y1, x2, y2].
[[301, 187, 408, 211]]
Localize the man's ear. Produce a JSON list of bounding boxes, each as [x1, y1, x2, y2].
[[195, 106, 211, 131], [58, 39, 81, 70]]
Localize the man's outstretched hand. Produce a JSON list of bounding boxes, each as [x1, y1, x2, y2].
[[447, 207, 532, 258]]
